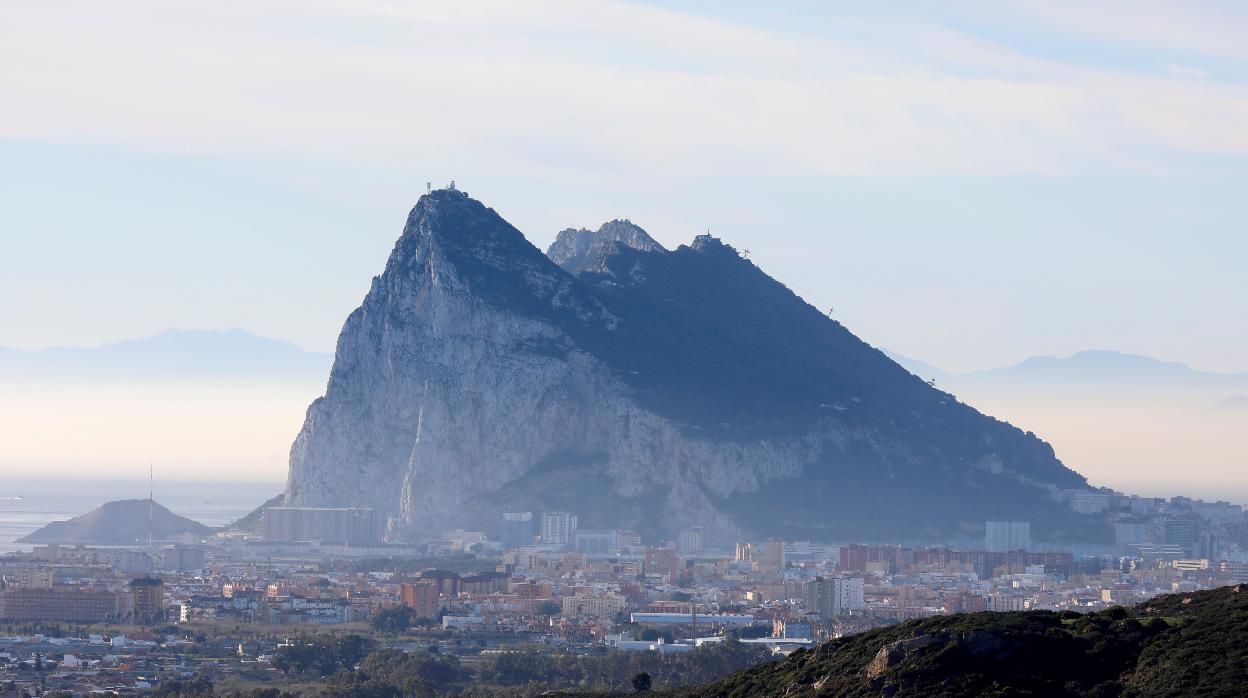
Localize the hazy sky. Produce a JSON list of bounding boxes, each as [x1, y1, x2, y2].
[[3, 1, 1247, 374]]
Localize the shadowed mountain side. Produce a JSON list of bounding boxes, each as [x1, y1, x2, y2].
[[284, 189, 1100, 544]]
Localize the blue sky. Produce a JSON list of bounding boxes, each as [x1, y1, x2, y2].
[[3, 0, 1247, 373]]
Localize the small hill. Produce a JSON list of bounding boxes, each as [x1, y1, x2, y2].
[[18, 498, 213, 545], [229, 492, 286, 532], [671, 585, 1248, 697]]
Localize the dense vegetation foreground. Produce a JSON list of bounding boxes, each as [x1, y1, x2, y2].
[[671, 585, 1248, 697]]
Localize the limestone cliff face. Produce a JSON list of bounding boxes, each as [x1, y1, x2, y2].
[[286, 189, 1101, 544], [546, 220, 665, 276]]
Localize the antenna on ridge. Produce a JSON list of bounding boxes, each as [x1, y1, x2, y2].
[[426, 182, 431, 195]]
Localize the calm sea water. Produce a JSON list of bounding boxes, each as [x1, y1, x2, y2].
[[0, 479, 282, 553]]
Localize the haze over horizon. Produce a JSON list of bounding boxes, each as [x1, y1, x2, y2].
[[1, 3, 1244, 503], [1, 299, 1244, 506], [5, 7, 1248, 696]]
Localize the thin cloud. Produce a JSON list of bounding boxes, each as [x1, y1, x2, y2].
[[1163, 64, 1212, 79], [2, 1, 1248, 177]]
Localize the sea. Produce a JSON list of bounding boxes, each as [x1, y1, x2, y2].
[[0, 478, 283, 554]]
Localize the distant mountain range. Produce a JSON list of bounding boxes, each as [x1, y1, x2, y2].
[[0, 329, 331, 483], [4, 325, 1239, 502], [11, 332, 1238, 397], [0, 328, 332, 383], [884, 349, 1246, 505], [887, 349, 1248, 403]]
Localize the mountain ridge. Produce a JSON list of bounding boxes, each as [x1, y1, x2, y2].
[[284, 189, 1100, 544], [890, 348, 1248, 386], [0, 328, 331, 381]]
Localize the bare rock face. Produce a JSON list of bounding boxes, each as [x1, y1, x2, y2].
[[546, 219, 664, 276], [284, 189, 1101, 545], [865, 634, 939, 680]]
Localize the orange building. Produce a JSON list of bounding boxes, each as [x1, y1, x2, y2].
[[399, 581, 440, 620]]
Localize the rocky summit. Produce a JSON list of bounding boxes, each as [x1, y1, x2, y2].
[[285, 189, 1101, 544]]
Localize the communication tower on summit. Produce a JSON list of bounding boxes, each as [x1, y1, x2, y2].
[[448, 180, 456, 190], [426, 182, 431, 194]]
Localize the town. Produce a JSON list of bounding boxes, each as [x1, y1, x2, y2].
[[2, 488, 1246, 695]]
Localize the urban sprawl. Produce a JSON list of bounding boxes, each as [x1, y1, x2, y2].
[[2, 488, 1247, 694]]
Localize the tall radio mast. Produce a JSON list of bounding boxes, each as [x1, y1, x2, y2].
[[148, 464, 154, 552]]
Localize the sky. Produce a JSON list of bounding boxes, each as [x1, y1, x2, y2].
[[3, 1, 1248, 375]]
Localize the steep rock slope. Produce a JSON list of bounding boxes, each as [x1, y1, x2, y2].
[[546, 219, 665, 276], [286, 189, 1098, 543]]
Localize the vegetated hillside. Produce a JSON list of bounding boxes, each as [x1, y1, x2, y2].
[[18, 499, 212, 545], [670, 585, 1248, 698]]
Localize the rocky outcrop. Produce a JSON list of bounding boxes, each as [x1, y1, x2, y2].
[[284, 189, 1101, 544], [865, 634, 939, 679], [546, 219, 664, 276]]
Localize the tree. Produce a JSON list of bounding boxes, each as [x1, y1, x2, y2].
[[273, 635, 376, 677], [639, 628, 674, 643], [731, 625, 771, 639], [370, 605, 416, 634], [535, 600, 562, 617], [336, 634, 376, 669], [632, 671, 653, 692], [152, 676, 214, 697]]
